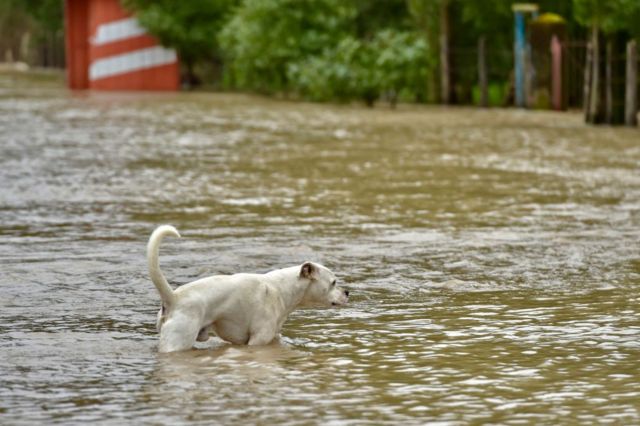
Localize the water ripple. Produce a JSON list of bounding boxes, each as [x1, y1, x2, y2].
[[1, 77, 639, 424]]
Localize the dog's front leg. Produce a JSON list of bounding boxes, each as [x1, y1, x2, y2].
[[158, 313, 200, 353], [247, 323, 278, 346], [248, 333, 276, 346]]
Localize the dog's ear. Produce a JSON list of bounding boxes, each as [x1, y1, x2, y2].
[[300, 262, 317, 279]]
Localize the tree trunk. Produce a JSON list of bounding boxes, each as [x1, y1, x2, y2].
[[478, 37, 488, 107], [427, 67, 438, 103], [605, 39, 613, 124], [20, 32, 31, 64], [584, 42, 593, 119], [182, 59, 201, 89], [625, 40, 638, 126], [439, 0, 450, 104], [587, 21, 603, 124], [425, 27, 439, 103]]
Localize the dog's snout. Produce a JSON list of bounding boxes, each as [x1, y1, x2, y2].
[[344, 290, 350, 297]]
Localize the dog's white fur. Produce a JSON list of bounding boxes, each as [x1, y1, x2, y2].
[[147, 225, 349, 353]]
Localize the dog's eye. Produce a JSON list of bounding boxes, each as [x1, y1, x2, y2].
[[331, 280, 336, 287]]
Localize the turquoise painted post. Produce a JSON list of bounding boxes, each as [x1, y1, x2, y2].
[[514, 11, 526, 107], [512, 4, 539, 108]]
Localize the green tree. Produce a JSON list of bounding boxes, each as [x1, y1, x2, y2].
[[219, 0, 356, 94], [607, 0, 640, 39], [352, 0, 412, 38], [370, 30, 432, 105], [290, 30, 430, 105], [289, 36, 375, 103], [123, 0, 237, 86], [21, 0, 63, 33], [0, 0, 64, 66], [407, 0, 442, 103], [0, 0, 31, 61]]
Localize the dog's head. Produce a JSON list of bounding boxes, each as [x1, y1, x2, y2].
[[298, 261, 349, 307]]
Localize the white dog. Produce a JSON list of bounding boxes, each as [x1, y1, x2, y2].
[[147, 225, 349, 353]]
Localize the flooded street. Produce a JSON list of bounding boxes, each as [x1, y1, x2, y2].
[[1, 73, 639, 424]]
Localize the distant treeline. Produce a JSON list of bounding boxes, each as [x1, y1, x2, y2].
[[1, 0, 639, 109], [0, 0, 64, 68], [125, 0, 640, 108]]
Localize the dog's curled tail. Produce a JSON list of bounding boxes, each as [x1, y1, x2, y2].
[[147, 225, 181, 307]]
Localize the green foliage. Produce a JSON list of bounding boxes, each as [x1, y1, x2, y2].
[[7, 0, 636, 105], [607, 0, 640, 38], [573, 0, 640, 34], [573, 0, 613, 28], [0, 0, 63, 37], [289, 30, 431, 105], [472, 83, 507, 107], [457, 0, 512, 36], [218, 0, 435, 101], [22, 0, 63, 32], [122, 0, 237, 67], [0, 0, 29, 39], [407, 0, 440, 30], [288, 37, 370, 102], [219, 0, 356, 93], [353, 0, 412, 37], [374, 30, 431, 100], [0, 0, 64, 66]]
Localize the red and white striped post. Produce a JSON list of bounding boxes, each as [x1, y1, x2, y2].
[[64, 0, 179, 91]]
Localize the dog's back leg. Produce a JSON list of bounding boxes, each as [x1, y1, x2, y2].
[[196, 325, 211, 342], [156, 305, 167, 332], [158, 313, 200, 353], [247, 322, 278, 346]]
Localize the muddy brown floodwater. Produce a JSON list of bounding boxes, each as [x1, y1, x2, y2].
[[1, 73, 639, 424]]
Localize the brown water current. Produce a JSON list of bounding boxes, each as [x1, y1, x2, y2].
[[1, 73, 639, 424]]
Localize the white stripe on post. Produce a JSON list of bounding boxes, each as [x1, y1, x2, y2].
[[92, 17, 147, 46], [89, 46, 177, 81]]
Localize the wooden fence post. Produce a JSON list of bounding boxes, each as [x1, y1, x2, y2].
[[478, 37, 488, 107], [625, 40, 638, 127]]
